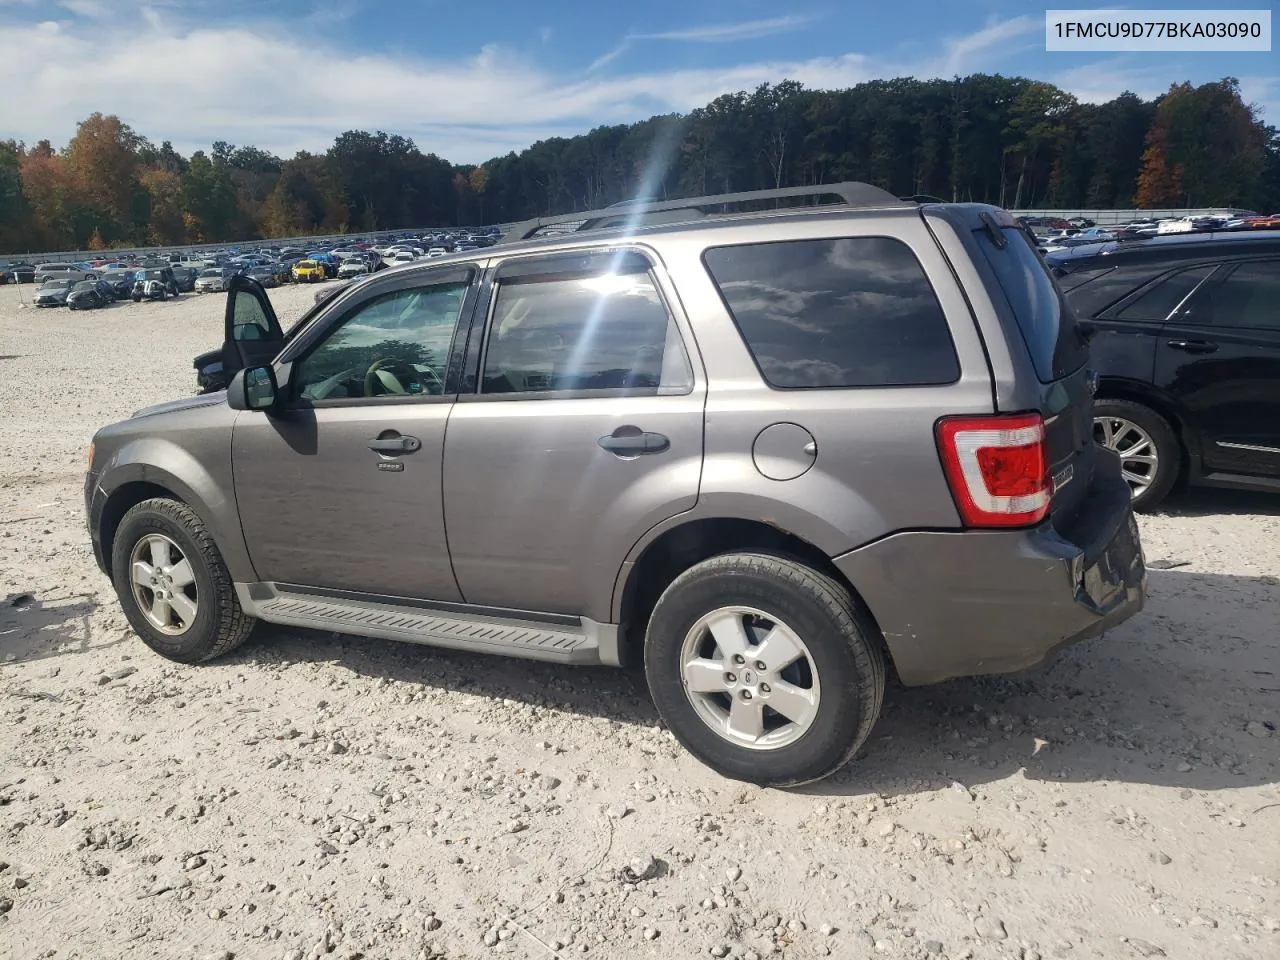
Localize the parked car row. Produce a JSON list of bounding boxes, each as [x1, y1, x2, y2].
[[32, 265, 186, 308], [1, 226, 500, 289], [1025, 214, 1280, 254]]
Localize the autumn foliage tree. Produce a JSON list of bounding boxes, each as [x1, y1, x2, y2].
[[0, 76, 1277, 256], [1137, 79, 1267, 208]]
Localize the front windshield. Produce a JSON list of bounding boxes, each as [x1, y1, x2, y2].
[[72, 281, 96, 292], [42, 279, 71, 289]]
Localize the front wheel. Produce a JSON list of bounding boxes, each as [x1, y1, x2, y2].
[[111, 498, 256, 663], [644, 553, 885, 787], [1093, 398, 1180, 511]]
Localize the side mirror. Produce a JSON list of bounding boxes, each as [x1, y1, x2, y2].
[[1076, 319, 1098, 344], [227, 365, 278, 411]]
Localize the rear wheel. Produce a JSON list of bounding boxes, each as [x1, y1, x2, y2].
[[111, 498, 255, 663], [1092, 398, 1180, 511], [644, 553, 885, 787]]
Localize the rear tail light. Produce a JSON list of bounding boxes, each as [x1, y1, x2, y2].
[[936, 413, 1050, 528]]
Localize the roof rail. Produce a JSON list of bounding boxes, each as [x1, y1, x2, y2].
[[498, 182, 910, 245]]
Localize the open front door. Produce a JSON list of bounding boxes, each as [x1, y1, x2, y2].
[[223, 274, 285, 379]]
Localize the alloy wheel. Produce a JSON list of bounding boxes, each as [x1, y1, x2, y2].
[[129, 533, 198, 635], [679, 606, 821, 750], [1094, 415, 1159, 499]]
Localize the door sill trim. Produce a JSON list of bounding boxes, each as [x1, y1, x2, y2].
[[1214, 440, 1280, 455], [1198, 471, 1280, 492], [235, 582, 619, 666]]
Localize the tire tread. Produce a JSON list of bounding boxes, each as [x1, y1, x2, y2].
[[115, 497, 255, 662], [647, 551, 886, 787]]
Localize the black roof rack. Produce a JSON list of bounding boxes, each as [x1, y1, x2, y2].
[[498, 181, 911, 245]]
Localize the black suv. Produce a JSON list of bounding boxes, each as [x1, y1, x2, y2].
[[1048, 231, 1280, 509]]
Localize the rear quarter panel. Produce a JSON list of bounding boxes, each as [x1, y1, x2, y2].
[[630, 211, 995, 560]]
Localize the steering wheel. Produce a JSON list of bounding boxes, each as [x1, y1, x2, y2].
[[364, 357, 443, 397]]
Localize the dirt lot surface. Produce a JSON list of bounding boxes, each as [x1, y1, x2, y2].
[[1, 281, 1278, 960]]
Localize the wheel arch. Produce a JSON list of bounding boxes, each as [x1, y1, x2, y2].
[[96, 454, 253, 583], [1094, 377, 1198, 473], [612, 516, 890, 671]]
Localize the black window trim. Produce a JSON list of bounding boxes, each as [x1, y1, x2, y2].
[[457, 245, 695, 403], [701, 234, 962, 392], [278, 264, 481, 410]]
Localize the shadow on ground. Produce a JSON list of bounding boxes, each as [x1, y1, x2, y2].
[[212, 567, 1280, 797], [0, 592, 116, 664]]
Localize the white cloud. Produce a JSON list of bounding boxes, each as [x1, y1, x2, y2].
[[1051, 58, 1279, 123], [588, 15, 819, 72], [637, 15, 820, 44], [7, 11, 1229, 165], [936, 15, 1041, 76]]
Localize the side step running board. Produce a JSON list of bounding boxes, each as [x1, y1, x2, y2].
[[235, 583, 617, 665]]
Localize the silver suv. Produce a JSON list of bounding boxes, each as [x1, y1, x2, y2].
[[85, 184, 1146, 786]]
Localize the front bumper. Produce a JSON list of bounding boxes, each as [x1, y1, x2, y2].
[[833, 451, 1146, 686], [85, 472, 109, 576]]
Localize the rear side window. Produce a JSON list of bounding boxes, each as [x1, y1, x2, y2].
[[1196, 260, 1280, 330], [1113, 266, 1215, 322], [482, 270, 693, 395], [1059, 264, 1170, 318], [702, 237, 959, 389], [976, 227, 1086, 382]]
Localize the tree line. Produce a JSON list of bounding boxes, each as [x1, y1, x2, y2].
[[1, 74, 1276, 254]]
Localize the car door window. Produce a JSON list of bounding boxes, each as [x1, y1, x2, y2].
[[480, 268, 692, 396], [293, 282, 469, 402], [1194, 260, 1280, 330], [231, 288, 274, 342], [1112, 266, 1215, 322]]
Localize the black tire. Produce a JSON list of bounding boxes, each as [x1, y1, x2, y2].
[[644, 553, 885, 787], [132, 294, 141, 302], [111, 497, 256, 664], [1093, 398, 1180, 511]]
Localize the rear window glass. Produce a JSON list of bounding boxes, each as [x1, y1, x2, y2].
[[702, 237, 960, 389], [976, 227, 1086, 382]]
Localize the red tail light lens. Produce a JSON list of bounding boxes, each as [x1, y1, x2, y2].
[[936, 413, 1050, 527]]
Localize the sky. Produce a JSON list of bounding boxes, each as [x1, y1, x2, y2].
[[1, 0, 1276, 164]]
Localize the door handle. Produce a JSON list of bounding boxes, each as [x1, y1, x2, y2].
[[598, 430, 670, 456], [367, 435, 421, 453], [1166, 339, 1218, 354]]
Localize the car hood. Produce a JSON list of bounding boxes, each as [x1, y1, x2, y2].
[[131, 393, 225, 420]]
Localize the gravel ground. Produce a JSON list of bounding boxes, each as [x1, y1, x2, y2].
[[1, 281, 1278, 960]]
